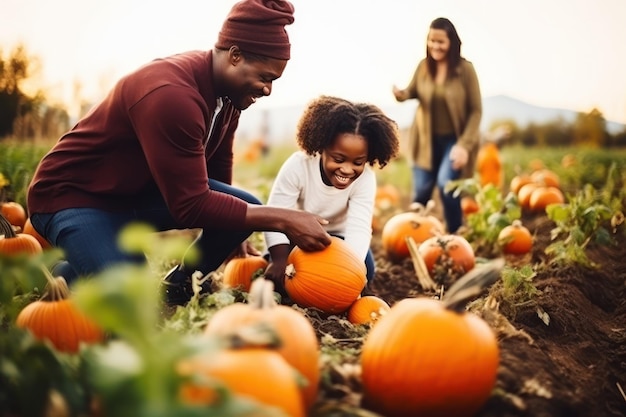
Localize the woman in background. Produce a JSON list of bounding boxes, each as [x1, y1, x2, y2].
[[393, 17, 482, 233]]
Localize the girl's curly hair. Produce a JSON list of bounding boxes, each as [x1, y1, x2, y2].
[[296, 95, 400, 168]]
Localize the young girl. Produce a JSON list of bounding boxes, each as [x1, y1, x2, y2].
[[263, 95, 400, 294]]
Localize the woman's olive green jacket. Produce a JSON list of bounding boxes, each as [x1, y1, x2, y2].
[[401, 58, 482, 179]]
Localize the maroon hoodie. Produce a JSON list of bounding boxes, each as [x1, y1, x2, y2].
[[28, 50, 248, 229]]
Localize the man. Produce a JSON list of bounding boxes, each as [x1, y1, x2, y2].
[[27, 0, 331, 305]]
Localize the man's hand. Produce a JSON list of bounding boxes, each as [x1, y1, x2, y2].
[[285, 214, 331, 252]]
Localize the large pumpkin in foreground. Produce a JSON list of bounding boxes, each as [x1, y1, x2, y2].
[[179, 340, 305, 417], [360, 261, 503, 417], [204, 279, 320, 409], [284, 237, 366, 314]]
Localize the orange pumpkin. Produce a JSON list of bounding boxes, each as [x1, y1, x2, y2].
[[0, 201, 27, 229], [22, 218, 51, 250], [347, 295, 390, 325], [530, 168, 560, 188], [517, 182, 540, 211], [418, 234, 475, 285], [0, 213, 42, 256], [381, 211, 444, 262], [528, 158, 545, 171], [284, 237, 366, 314], [204, 279, 320, 409], [475, 142, 502, 188], [509, 174, 533, 195], [360, 261, 503, 417], [221, 255, 268, 292], [529, 186, 565, 212], [498, 220, 533, 255], [375, 184, 401, 210], [460, 196, 479, 216], [179, 340, 305, 417], [15, 270, 105, 353]]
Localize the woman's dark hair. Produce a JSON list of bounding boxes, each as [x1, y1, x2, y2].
[[296, 96, 400, 168], [426, 17, 462, 78]]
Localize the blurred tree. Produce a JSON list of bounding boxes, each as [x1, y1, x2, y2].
[[0, 43, 68, 140], [520, 123, 538, 147], [610, 128, 626, 148], [542, 118, 573, 147], [572, 108, 608, 147], [0, 44, 34, 137]]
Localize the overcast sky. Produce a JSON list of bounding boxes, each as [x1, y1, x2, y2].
[[2, 0, 625, 124]]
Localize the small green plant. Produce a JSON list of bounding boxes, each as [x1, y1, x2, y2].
[[0, 141, 51, 207], [447, 177, 522, 256], [545, 163, 624, 267], [500, 264, 539, 304], [0, 225, 287, 417]]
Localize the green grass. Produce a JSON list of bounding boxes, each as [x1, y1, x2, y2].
[[2, 137, 625, 214]]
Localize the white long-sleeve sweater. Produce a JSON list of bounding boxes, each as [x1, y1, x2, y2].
[[264, 151, 376, 261]]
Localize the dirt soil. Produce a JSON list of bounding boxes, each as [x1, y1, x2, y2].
[[304, 211, 626, 417]]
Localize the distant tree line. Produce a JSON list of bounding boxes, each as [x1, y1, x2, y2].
[[1, 43, 626, 147], [488, 108, 626, 149]]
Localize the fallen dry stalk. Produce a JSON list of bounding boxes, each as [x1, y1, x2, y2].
[[617, 382, 626, 402], [406, 236, 437, 291]]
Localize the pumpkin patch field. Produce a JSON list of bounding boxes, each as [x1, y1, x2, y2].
[[1, 142, 625, 417]]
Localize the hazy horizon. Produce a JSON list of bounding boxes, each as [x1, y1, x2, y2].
[[2, 0, 625, 124]]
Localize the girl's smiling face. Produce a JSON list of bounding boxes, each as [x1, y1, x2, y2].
[[320, 133, 368, 189]]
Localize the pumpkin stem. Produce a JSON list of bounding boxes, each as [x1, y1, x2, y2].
[[285, 263, 296, 279], [406, 236, 437, 291], [0, 213, 16, 238], [442, 258, 505, 313], [511, 219, 523, 228], [424, 199, 436, 216], [39, 265, 70, 301], [226, 322, 282, 350], [408, 199, 436, 216], [247, 278, 277, 310]]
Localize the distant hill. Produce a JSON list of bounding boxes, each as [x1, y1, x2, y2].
[[481, 95, 625, 135], [236, 95, 625, 144]]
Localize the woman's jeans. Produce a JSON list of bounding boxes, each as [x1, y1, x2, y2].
[[30, 179, 261, 283], [412, 133, 463, 233]]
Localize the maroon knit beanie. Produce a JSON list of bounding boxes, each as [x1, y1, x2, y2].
[[215, 0, 295, 60]]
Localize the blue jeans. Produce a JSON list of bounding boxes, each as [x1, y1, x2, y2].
[[364, 249, 376, 283], [30, 179, 261, 283], [413, 133, 463, 233]]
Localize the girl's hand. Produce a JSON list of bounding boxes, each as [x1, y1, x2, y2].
[[264, 262, 287, 295], [244, 240, 262, 256]]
